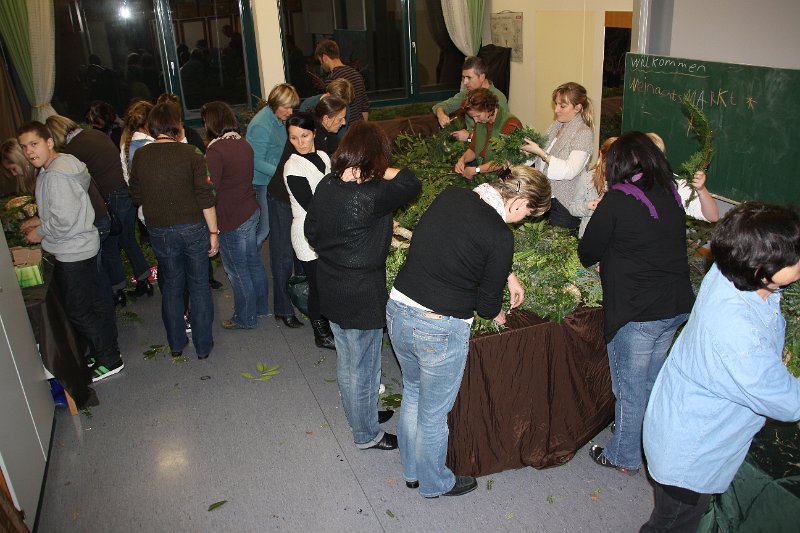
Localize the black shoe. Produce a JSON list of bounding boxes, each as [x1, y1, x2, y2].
[[311, 319, 336, 349], [589, 445, 638, 476], [209, 278, 223, 290], [366, 433, 397, 451], [442, 476, 478, 497], [406, 480, 419, 489], [277, 315, 304, 328], [126, 278, 154, 298], [378, 410, 394, 424], [171, 350, 183, 358], [113, 289, 127, 307]]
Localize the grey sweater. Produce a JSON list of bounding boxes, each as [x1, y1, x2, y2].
[[536, 116, 594, 205], [34, 154, 99, 262]]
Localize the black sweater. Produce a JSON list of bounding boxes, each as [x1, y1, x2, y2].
[[578, 183, 694, 342], [305, 168, 421, 329], [394, 187, 514, 320]]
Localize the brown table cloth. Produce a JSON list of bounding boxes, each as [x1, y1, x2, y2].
[[22, 258, 98, 409], [446, 306, 614, 475]]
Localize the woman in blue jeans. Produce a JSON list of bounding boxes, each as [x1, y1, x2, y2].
[[129, 102, 218, 359], [202, 101, 268, 329], [305, 122, 422, 453], [578, 131, 695, 475], [387, 166, 551, 498]]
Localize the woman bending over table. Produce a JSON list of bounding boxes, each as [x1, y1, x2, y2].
[[387, 166, 551, 498], [521, 82, 595, 230], [454, 88, 522, 180]]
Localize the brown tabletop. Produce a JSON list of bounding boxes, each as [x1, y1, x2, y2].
[[446, 306, 613, 475]]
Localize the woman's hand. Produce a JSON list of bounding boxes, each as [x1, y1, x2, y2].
[[208, 234, 219, 257], [520, 138, 544, 157], [507, 272, 525, 309], [493, 309, 507, 325], [462, 166, 481, 180], [693, 170, 707, 191], [454, 156, 466, 174], [450, 129, 471, 142]]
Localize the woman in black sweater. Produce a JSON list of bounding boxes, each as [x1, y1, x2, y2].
[[385, 165, 551, 498], [305, 122, 421, 452], [578, 131, 694, 476]]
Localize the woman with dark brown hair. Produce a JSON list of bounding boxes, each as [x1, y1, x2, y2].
[[305, 121, 421, 451], [201, 101, 268, 329], [311, 95, 347, 154], [129, 102, 218, 359], [454, 88, 522, 180]]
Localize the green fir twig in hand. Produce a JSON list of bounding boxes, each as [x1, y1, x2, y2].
[[490, 127, 548, 167], [677, 96, 714, 207], [242, 362, 282, 381]]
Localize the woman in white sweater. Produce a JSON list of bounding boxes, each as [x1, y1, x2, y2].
[[283, 112, 334, 349]]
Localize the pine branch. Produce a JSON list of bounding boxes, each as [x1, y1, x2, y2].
[[489, 127, 548, 167], [677, 96, 714, 206]]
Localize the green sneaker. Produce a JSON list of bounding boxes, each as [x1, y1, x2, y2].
[[91, 360, 124, 382]]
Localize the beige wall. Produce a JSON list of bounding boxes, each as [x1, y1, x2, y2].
[[251, 0, 286, 95], [485, 0, 632, 133]]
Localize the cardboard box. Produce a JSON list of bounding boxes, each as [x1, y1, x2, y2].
[[11, 246, 43, 288]]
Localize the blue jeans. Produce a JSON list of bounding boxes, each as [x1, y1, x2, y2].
[[603, 313, 690, 469], [101, 187, 150, 290], [219, 209, 269, 327], [149, 222, 214, 355], [254, 184, 269, 247], [385, 299, 471, 497], [329, 322, 385, 448], [267, 195, 298, 317]]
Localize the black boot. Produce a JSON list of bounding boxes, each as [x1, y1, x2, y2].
[[113, 289, 127, 307], [311, 319, 336, 350], [126, 278, 154, 298]]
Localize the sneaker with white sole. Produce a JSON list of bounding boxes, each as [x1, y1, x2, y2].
[[91, 360, 124, 382]]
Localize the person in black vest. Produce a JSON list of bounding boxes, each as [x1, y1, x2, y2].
[[305, 122, 421, 451]]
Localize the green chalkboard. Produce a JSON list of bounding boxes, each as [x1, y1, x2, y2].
[[621, 53, 800, 205]]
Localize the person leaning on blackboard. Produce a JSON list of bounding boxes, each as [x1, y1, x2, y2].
[[520, 82, 595, 231], [647, 132, 719, 223]]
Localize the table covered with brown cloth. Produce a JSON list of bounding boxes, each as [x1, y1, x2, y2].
[[22, 258, 98, 409], [446, 306, 614, 475]]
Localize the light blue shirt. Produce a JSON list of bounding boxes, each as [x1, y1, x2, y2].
[[643, 264, 800, 494]]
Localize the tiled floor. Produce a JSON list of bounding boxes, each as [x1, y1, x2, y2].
[[36, 267, 655, 532]]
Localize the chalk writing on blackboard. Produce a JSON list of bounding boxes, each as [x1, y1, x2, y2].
[[628, 77, 755, 112], [629, 55, 708, 76]]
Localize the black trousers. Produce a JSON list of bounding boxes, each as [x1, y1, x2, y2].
[[640, 480, 712, 533], [547, 197, 581, 231], [54, 255, 120, 366], [300, 258, 321, 321]]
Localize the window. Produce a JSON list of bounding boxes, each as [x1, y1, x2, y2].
[[280, 0, 463, 104], [52, 0, 259, 122]]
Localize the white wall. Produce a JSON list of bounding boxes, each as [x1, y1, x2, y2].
[[667, 0, 800, 70], [485, 0, 633, 132]]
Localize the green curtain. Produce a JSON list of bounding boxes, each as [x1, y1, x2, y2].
[[468, 0, 486, 56], [0, 0, 34, 104]]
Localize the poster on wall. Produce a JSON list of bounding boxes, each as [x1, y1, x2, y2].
[[491, 11, 523, 62]]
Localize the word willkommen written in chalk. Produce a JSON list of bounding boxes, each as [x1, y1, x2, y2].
[[629, 55, 708, 76], [628, 77, 756, 111]]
